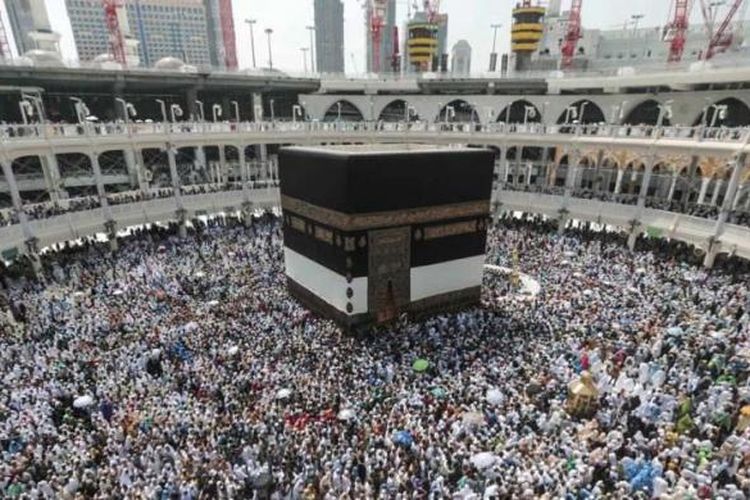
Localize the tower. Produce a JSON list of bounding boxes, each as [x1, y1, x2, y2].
[[511, 0, 545, 71]]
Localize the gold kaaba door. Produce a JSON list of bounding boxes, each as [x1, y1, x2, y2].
[[368, 226, 411, 324]]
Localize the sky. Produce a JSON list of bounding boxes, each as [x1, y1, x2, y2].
[[4, 0, 748, 74]]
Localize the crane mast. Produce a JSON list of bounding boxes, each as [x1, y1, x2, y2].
[[561, 0, 583, 69], [702, 0, 746, 59], [103, 0, 127, 66], [666, 0, 692, 62]]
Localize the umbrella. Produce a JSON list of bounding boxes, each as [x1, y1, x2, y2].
[[73, 395, 94, 408], [583, 289, 593, 297], [485, 388, 504, 406], [183, 321, 199, 332], [470, 452, 497, 470], [227, 346, 240, 356], [276, 388, 292, 400], [667, 326, 684, 336], [207, 300, 220, 307], [337, 409, 355, 421], [111, 289, 124, 296], [463, 411, 485, 426], [392, 430, 414, 447], [563, 251, 576, 258], [431, 387, 447, 399], [412, 359, 429, 372], [194, 271, 206, 278]]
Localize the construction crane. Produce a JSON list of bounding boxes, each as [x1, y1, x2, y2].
[[366, 0, 388, 73], [561, 0, 583, 69], [700, 0, 747, 59], [103, 0, 127, 66], [665, 0, 693, 62], [424, 0, 441, 23]]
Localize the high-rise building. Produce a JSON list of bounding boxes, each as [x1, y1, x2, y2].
[[404, 10, 448, 73], [203, 0, 237, 69], [314, 0, 345, 73], [365, 0, 397, 73], [6, 0, 60, 55], [451, 40, 471, 74], [65, 0, 236, 68]]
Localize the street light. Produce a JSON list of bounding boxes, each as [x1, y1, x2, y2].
[[564, 106, 578, 124], [489, 23, 502, 71], [170, 104, 183, 123], [306, 26, 316, 73], [70, 97, 91, 124], [19, 100, 35, 125], [301, 47, 309, 73], [231, 100, 240, 122], [656, 99, 674, 128], [710, 104, 728, 128], [265, 28, 274, 70], [212, 104, 223, 122], [292, 104, 303, 123], [245, 19, 257, 69], [195, 100, 205, 122], [523, 106, 537, 125], [155, 99, 167, 123], [115, 98, 137, 125]]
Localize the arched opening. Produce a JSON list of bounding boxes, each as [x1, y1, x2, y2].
[[56, 153, 96, 199], [140, 148, 169, 189], [692, 97, 750, 128], [556, 100, 606, 125], [98, 150, 131, 195], [379, 100, 420, 122], [323, 100, 364, 122], [176, 147, 205, 187], [497, 100, 542, 124], [436, 100, 479, 123], [622, 100, 671, 126]]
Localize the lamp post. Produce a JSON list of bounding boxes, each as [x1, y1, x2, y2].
[[231, 100, 240, 122], [70, 97, 90, 124], [301, 47, 309, 73], [170, 104, 183, 123], [489, 23, 502, 71], [292, 104, 303, 123], [19, 100, 34, 125], [564, 106, 578, 124], [245, 19, 257, 69], [656, 99, 674, 129], [523, 106, 537, 125], [629, 14, 644, 59], [306, 25, 316, 73], [710, 104, 728, 128], [195, 100, 205, 122], [115, 98, 137, 125], [155, 99, 167, 123], [269, 99, 275, 122], [212, 104, 223, 122], [265, 28, 274, 70]]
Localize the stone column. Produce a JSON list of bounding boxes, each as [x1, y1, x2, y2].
[[733, 184, 745, 210], [167, 145, 182, 207], [0, 156, 32, 239], [42, 154, 64, 202], [710, 178, 724, 206], [237, 143, 249, 203], [666, 170, 679, 202], [714, 155, 746, 233], [252, 93, 268, 176], [614, 169, 625, 195], [637, 158, 655, 209], [195, 146, 208, 184], [697, 177, 711, 204], [564, 151, 580, 198], [218, 145, 227, 184], [90, 151, 112, 219]]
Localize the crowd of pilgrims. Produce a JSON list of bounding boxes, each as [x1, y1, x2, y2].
[[1, 212, 749, 499]]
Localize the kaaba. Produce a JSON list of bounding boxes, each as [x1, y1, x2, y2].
[[278, 144, 494, 329]]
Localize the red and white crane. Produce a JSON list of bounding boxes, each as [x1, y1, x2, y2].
[[366, 0, 388, 73], [561, 0, 583, 69], [700, 0, 747, 59], [665, 0, 693, 62], [103, 0, 127, 66], [424, 0, 441, 23]]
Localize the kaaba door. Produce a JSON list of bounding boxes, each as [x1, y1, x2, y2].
[[368, 227, 411, 323]]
